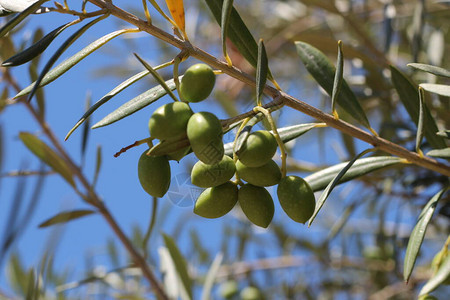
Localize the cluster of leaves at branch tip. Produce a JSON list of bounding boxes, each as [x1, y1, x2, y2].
[[136, 63, 316, 227]]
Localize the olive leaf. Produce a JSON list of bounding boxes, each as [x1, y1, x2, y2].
[[27, 14, 109, 102], [256, 39, 268, 106], [38, 210, 95, 228], [404, 187, 447, 283], [2, 21, 75, 67], [419, 83, 450, 97], [295, 41, 371, 129], [0, 0, 49, 39], [390, 66, 447, 149], [419, 254, 450, 296], [14, 28, 134, 99], [331, 40, 344, 116], [427, 148, 450, 159], [232, 113, 265, 155], [165, 0, 186, 35], [93, 145, 102, 188], [308, 148, 374, 226], [161, 233, 193, 300], [304, 156, 404, 192], [221, 0, 234, 65], [408, 63, 450, 78], [436, 130, 450, 139], [91, 78, 179, 129], [201, 253, 223, 300], [416, 87, 425, 153], [19, 132, 75, 187]]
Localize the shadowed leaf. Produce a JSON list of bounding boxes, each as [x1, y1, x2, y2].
[[305, 156, 404, 192], [221, 0, 234, 65], [256, 39, 268, 106], [295, 41, 370, 129], [19, 132, 75, 187], [408, 63, 450, 78], [419, 253, 450, 296], [390, 66, 446, 149], [38, 210, 95, 228], [331, 40, 344, 115], [416, 87, 425, 153], [404, 188, 447, 283]]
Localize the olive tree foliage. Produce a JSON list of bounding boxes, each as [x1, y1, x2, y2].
[[0, 0, 449, 299]]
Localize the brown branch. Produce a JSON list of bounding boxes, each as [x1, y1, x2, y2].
[[86, 0, 450, 177]]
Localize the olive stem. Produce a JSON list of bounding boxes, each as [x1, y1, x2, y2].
[[114, 137, 153, 158], [252, 106, 287, 177]]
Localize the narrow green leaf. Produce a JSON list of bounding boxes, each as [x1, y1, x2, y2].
[[81, 92, 91, 163], [19, 132, 75, 187], [0, 0, 49, 39], [205, 0, 273, 79], [256, 39, 268, 106], [201, 253, 223, 300], [93, 145, 102, 187], [390, 66, 447, 149], [27, 14, 109, 102], [38, 210, 95, 228], [133, 53, 178, 102], [404, 188, 447, 283], [225, 123, 320, 156], [162, 233, 193, 300], [408, 63, 450, 78], [427, 148, 450, 159], [25, 269, 36, 300], [416, 87, 425, 153], [28, 28, 45, 119], [2, 21, 74, 67], [92, 78, 178, 129], [420, 83, 450, 97], [436, 130, 450, 139], [221, 0, 234, 65], [148, 134, 190, 156], [305, 156, 404, 192], [419, 254, 450, 296], [232, 113, 265, 154], [309, 148, 374, 226], [14, 27, 133, 99], [65, 70, 149, 140], [295, 41, 371, 129], [331, 40, 344, 115]]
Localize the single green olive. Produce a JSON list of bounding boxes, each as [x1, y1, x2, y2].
[[148, 101, 193, 140], [219, 280, 239, 299], [137, 150, 171, 197], [191, 155, 236, 188], [179, 63, 215, 103], [187, 112, 224, 165], [194, 181, 238, 218], [240, 286, 263, 300], [238, 184, 274, 228], [237, 130, 277, 167], [236, 159, 281, 187], [277, 175, 315, 224]]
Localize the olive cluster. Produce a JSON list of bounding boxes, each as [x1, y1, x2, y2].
[[137, 63, 316, 228]]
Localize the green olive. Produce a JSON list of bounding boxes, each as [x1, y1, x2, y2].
[[236, 159, 281, 187], [187, 112, 224, 165], [219, 280, 239, 299], [277, 175, 315, 224], [167, 146, 190, 162], [194, 181, 238, 218], [137, 150, 171, 197], [238, 184, 274, 228], [191, 155, 236, 188], [237, 130, 277, 167], [240, 286, 263, 300], [148, 102, 193, 140], [179, 63, 215, 103]]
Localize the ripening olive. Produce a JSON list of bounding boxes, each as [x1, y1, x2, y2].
[[194, 181, 238, 218], [179, 63, 215, 103], [219, 280, 239, 299], [277, 175, 315, 224], [187, 112, 224, 165], [191, 155, 236, 188], [240, 286, 263, 300], [137, 150, 171, 197], [236, 159, 281, 187], [238, 184, 274, 228], [148, 102, 193, 140], [237, 130, 277, 167]]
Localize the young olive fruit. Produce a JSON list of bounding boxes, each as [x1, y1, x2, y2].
[[277, 175, 315, 224], [187, 112, 224, 165], [236, 159, 281, 187], [219, 280, 239, 299], [194, 181, 238, 218], [179, 63, 215, 103], [137, 150, 171, 197], [148, 102, 193, 140], [238, 184, 274, 228], [240, 286, 263, 300], [237, 130, 277, 167], [191, 155, 236, 188]]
